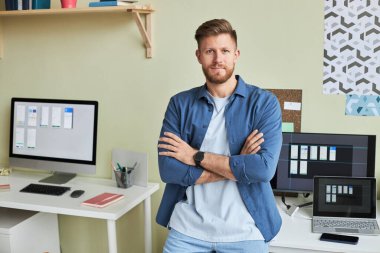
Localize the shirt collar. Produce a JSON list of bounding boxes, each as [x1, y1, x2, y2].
[[197, 75, 248, 101]]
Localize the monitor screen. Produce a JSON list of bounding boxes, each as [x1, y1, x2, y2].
[[9, 98, 98, 184], [313, 176, 376, 218], [271, 132, 376, 193]]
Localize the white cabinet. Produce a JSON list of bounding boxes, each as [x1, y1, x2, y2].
[[0, 208, 60, 253]]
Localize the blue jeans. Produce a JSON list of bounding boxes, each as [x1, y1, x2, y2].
[[163, 229, 269, 253]]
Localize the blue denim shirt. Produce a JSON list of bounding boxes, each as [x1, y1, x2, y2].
[[156, 75, 282, 242]]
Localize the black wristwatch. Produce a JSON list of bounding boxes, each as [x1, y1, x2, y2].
[[193, 151, 205, 168]]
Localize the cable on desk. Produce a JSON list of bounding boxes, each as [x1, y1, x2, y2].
[[282, 194, 312, 211], [298, 201, 313, 208], [281, 193, 292, 210], [295, 212, 312, 220]]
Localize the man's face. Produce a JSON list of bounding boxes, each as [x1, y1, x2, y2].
[[196, 34, 240, 85]]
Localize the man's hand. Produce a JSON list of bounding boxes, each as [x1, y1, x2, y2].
[[240, 129, 264, 155], [158, 132, 197, 166]]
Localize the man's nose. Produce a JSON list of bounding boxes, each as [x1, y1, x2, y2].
[[213, 51, 223, 63]]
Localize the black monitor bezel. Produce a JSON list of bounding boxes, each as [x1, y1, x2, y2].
[[9, 97, 98, 165], [271, 132, 376, 193]]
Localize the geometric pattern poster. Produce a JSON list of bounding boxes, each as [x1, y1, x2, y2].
[[323, 0, 380, 95], [346, 94, 380, 116]]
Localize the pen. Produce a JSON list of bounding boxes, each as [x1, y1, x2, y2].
[[127, 162, 137, 171], [111, 162, 117, 171], [117, 162, 123, 171]]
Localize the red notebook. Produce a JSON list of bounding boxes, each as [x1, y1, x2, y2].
[[81, 192, 124, 208], [0, 184, 10, 191]]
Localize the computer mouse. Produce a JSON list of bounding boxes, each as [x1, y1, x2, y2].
[[70, 190, 85, 198]]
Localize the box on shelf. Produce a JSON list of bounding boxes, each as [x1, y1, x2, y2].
[[32, 0, 50, 9], [5, 0, 28, 10]]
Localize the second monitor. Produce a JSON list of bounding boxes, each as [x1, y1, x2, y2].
[[271, 132, 376, 193]]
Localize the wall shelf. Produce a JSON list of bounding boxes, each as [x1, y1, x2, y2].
[[0, 5, 154, 58]]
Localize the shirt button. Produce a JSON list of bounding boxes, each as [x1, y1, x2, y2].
[[203, 124, 207, 128]]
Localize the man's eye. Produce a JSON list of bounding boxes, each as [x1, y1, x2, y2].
[[206, 50, 213, 54], [222, 49, 230, 54]]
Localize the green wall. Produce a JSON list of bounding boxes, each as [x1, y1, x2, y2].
[[1, 0, 379, 252]]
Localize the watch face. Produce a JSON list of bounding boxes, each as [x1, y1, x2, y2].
[[194, 151, 204, 167], [195, 151, 204, 161]]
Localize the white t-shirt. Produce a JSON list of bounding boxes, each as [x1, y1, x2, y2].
[[169, 94, 264, 242]]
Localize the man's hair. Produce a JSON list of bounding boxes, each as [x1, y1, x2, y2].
[[195, 19, 237, 48]]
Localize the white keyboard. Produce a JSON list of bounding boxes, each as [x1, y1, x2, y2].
[[314, 219, 379, 230]]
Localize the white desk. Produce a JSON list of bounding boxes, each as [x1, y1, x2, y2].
[[270, 196, 380, 253], [0, 172, 159, 253]]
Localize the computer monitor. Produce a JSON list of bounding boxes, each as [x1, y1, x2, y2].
[[271, 132, 376, 193], [9, 98, 98, 184]]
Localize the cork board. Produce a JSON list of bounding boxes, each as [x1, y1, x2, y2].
[[267, 89, 302, 132]]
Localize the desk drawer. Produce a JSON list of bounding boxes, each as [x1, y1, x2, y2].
[[0, 208, 60, 253]]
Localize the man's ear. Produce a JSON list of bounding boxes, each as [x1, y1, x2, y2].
[[234, 49, 240, 64], [195, 49, 201, 63]]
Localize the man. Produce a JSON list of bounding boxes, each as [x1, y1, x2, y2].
[[157, 19, 282, 252]]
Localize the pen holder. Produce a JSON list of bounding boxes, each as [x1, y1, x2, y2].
[[61, 0, 77, 8], [114, 170, 132, 189]]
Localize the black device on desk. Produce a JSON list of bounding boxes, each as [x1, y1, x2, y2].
[[70, 190, 85, 198], [320, 233, 359, 245], [20, 183, 70, 196]]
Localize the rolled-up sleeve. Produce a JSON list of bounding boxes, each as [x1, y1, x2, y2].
[[230, 94, 282, 184], [158, 97, 203, 186]]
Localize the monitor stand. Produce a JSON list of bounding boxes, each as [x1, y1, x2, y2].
[[39, 172, 76, 184]]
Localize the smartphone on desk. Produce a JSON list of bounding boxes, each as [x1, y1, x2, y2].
[[320, 233, 359, 245]]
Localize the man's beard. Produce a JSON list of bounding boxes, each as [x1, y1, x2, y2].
[[202, 64, 235, 85]]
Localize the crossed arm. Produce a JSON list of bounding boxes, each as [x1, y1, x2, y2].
[[158, 130, 264, 185]]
